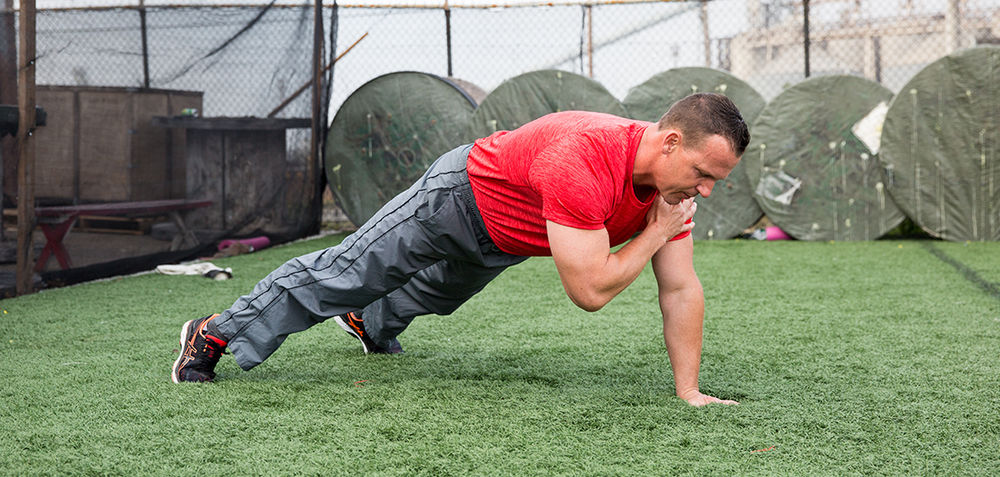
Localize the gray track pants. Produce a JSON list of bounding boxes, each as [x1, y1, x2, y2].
[[214, 144, 528, 371]]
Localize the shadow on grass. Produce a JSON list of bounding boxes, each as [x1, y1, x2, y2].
[[212, 345, 676, 395]]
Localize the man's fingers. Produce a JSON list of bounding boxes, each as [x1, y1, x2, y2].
[[683, 393, 740, 407], [707, 397, 739, 406], [685, 199, 697, 220], [704, 395, 739, 406]]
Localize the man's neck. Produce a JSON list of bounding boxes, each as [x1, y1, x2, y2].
[[633, 125, 664, 188]]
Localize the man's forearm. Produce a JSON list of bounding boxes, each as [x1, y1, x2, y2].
[[602, 224, 673, 289], [553, 222, 672, 311], [548, 199, 696, 312], [588, 222, 685, 308], [660, 285, 705, 398]]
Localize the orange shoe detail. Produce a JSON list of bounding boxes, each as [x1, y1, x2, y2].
[[346, 312, 365, 336]]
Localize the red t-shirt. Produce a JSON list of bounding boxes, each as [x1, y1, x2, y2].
[[467, 111, 690, 256]]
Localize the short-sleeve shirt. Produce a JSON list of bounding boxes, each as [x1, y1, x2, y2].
[[467, 111, 690, 256]]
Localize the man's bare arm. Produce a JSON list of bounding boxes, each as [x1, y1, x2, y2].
[[547, 198, 695, 312], [652, 235, 738, 407]]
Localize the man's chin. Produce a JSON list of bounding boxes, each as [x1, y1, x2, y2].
[[662, 194, 685, 205]]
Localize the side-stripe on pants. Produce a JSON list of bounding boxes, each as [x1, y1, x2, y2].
[[214, 144, 528, 371]]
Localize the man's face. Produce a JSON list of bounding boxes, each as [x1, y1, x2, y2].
[[655, 134, 741, 205]]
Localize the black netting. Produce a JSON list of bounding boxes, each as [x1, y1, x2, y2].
[[37, 4, 317, 118]]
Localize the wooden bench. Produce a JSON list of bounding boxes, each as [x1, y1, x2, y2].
[[32, 199, 212, 272]]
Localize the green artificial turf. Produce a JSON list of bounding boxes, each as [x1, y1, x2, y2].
[[2, 236, 998, 475]]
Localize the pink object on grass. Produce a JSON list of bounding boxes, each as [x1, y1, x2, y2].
[[218, 236, 271, 251], [765, 226, 792, 241]]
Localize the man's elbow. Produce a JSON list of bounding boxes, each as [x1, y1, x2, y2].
[[568, 291, 610, 312]]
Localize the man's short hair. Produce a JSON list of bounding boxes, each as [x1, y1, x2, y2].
[[657, 93, 750, 157]]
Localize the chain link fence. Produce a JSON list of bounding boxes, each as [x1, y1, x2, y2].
[[15, 0, 998, 121], [331, 0, 998, 107], [26, 4, 316, 117]]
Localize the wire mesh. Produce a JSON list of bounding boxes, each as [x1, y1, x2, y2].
[[18, 1, 999, 120], [33, 4, 317, 118]]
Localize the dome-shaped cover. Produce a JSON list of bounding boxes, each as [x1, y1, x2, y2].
[[463, 69, 627, 142], [745, 75, 904, 240], [325, 72, 476, 226], [623, 67, 766, 123], [624, 67, 767, 239], [879, 46, 1000, 241]]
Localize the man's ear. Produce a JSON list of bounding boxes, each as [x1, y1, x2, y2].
[[663, 130, 681, 154]]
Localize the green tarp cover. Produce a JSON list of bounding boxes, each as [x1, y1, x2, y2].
[[463, 69, 626, 141], [745, 75, 904, 241], [624, 67, 767, 239], [325, 72, 476, 226], [622, 67, 766, 123], [879, 46, 1000, 241]]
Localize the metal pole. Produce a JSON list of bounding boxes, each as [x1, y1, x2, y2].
[[310, 0, 324, 234], [444, 1, 452, 77], [578, 6, 585, 75], [586, 5, 593, 78], [803, 0, 810, 78], [139, 0, 150, 88], [16, 0, 37, 294], [1, 0, 17, 217]]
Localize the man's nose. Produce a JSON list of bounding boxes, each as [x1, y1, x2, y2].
[[696, 180, 716, 198]]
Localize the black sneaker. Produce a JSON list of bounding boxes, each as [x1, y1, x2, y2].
[[172, 314, 228, 383], [333, 311, 403, 354]]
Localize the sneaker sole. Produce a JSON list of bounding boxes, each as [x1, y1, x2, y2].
[[171, 319, 196, 383], [333, 315, 372, 354]]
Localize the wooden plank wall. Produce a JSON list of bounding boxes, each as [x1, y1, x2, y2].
[[167, 93, 201, 199], [33, 86, 202, 203], [129, 91, 169, 201], [79, 90, 131, 201], [183, 127, 223, 232], [34, 89, 75, 199], [185, 128, 288, 235], [223, 129, 286, 233]]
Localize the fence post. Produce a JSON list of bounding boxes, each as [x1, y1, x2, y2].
[[1, 0, 17, 215], [445, 1, 453, 77], [586, 5, 593, 78], [16, 0, 36, 295], [139, 0, 150, 88], [310, 0, 324, 235], [803, 0, 810, 78]]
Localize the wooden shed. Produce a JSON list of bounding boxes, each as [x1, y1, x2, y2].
[[151, 116, 313, 239], [34, 86, 202, 203]]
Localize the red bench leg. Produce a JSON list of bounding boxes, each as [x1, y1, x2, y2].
[[35, 217, 76, 272]]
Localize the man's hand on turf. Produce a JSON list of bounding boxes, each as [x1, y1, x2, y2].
[[678, 390, 739, 407]]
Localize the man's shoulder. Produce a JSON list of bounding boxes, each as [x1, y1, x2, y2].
[[534, 110, 645, 130]]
